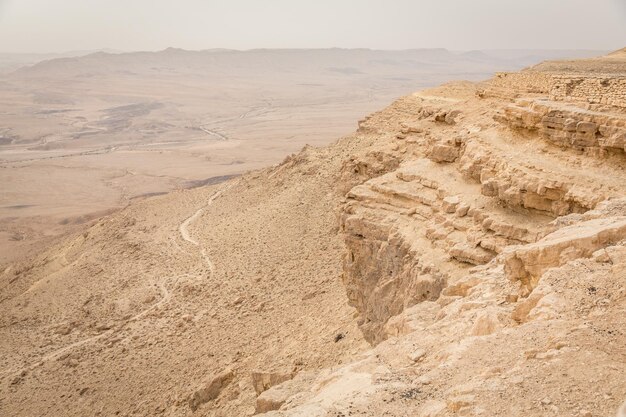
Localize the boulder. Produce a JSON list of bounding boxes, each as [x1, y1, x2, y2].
[[429, 144, 459, 163], [442, 196, 460, 213]]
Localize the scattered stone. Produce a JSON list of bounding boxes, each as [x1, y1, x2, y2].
[[592, 249, 611, 263], [505, 294, 519, 303], [54, 323, 73, 335], [255, 388, 289, 414], [445, 111, 461, 124], [10, 370, 27, 385], [434, 112, 448, 122], [510, 375, 524, 385], [442, 196, 460, 213], [455, 203, 470, 217], [96, 323, 113, 332], [415, 375, 432, 385]]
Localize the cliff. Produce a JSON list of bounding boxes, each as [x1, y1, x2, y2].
[[1, 50, 625, 416], [255, 50, 626, 416]]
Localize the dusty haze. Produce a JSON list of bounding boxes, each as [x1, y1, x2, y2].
[[1, 2, 625, 416], [0, 49, 625, 417], [0, 0, 624, 53]]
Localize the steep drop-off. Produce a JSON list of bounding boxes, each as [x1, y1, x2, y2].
[[1, 51, 625, 417]]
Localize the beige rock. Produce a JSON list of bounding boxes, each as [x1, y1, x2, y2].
[[512, 291, 545, 323], [504, 216, 626, 292], [429, 144, 459, 163], [442, 196, 461, 213], [471, 310, 500, 336], [455, 203, 470, 217], [189, 369, 234, 411], [419, 400, 447, 417], [256, 387, 289, 414], [445, 110, 462, 124], [251, 370, 297, 395], [54, 322, 73, 336], [408, 348, 426, 362], [450, 243, 495, 265]]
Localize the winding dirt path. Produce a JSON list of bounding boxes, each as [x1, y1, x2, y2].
[[0, 274, 189, 378], [178, 183, 234, 272], [179, 208, 203, 246]]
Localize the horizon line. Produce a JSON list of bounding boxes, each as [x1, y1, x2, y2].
[[0, 46, 615, 56]]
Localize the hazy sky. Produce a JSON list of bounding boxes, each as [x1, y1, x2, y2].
[[0, 0, 624, 53]]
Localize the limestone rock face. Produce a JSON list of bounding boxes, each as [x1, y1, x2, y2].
[[3, 50, 626, 417], [259, 51, 626, 417], [336, 55, 626, 347], [504, 209, 626, 294], [499, 98, 626, 154]]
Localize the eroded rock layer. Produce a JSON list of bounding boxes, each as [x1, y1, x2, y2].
[[258, 51, 626, 416], [1, 50, 625, 417]]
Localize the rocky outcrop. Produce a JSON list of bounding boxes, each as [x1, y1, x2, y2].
[[192, 51, 626, 417], [256, 50, 626, 417], [339, 73, 625, 344], [500, 98, 626, 154], [504, 211, 626, 295], [4, 49, 624, 417]]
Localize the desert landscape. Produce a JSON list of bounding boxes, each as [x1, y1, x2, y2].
[[0, 44, 625, 417], [0, 48, 606, 264]]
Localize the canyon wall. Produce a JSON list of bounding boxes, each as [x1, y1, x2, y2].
[[251, 51, 626, 417]]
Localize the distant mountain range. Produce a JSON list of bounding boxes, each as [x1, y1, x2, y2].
[[3, 48, 607, 78], [0, 49, 122, 74]]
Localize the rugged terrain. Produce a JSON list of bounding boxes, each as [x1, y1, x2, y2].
[[0, 48, 605, 265], [1, 49, 625, 416]]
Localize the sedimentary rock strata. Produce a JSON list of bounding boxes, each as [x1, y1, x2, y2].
[[1, 50, 625, 417], [257, 50, 626, 416]]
